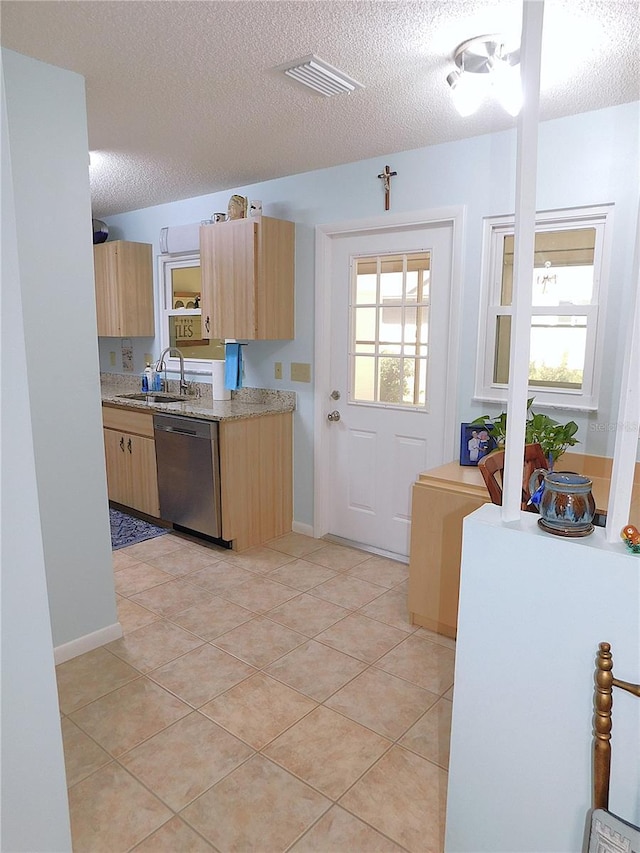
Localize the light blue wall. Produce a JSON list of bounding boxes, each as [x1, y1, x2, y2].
[[101, 102, 640, 529], [2, 47, 82, 852], [4, 47, 118, 648]]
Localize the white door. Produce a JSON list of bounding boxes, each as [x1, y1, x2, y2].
[[326, 223, 454, 557]]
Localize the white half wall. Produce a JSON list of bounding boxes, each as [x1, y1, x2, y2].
[[446, 503, 640, 852]]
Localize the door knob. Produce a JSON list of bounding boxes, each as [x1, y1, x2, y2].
[[327, 410, 341, 422], [330, 390, 341, 400]]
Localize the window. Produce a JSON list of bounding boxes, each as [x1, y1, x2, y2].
[[158, 252, 224, 372], [350, 252, 430, 408], [475, 205, 612, 410]]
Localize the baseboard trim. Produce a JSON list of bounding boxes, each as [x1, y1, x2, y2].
[[291, 520, 314, 538], [322, 533, 409, 564], [54, 622, 123, 665]]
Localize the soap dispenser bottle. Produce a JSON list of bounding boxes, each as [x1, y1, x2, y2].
[[142, 363, 153, 393]]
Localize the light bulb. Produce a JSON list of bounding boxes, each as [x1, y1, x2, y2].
[[490, 58, 522, 116], [447, 69, 485, 117]]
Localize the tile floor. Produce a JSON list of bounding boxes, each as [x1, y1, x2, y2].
[[58, 531, 454, 852]]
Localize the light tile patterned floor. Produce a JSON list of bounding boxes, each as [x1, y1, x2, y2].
[[58, 532, 453, 852]]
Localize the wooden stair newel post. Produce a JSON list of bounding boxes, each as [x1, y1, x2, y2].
[[593, 641, 613, 810]]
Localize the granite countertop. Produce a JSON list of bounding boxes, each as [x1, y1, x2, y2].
[[101, 374, 296, 422]]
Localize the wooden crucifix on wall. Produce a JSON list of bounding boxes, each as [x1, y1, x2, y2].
[[377, 164, 397, 211]]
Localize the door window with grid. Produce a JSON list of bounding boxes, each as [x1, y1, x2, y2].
[[351, 252, 430, 408]]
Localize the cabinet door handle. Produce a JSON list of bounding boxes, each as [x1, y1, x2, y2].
[[120, 436, 125, 452], [205, 315, 210, 333], [127, 438, 132, 453]]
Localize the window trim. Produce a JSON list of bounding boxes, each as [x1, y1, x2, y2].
[[158, 251, 218, 375], [474, 204, 613, 411]]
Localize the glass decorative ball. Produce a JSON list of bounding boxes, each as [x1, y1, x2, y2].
[[92, 219, 109, 244]]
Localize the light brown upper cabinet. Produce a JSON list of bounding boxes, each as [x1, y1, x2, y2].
[[200, 216, 294, 340], [94, 240, 154, 336]]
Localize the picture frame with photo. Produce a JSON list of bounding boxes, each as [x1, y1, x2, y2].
[[460, 422, 496, 466]]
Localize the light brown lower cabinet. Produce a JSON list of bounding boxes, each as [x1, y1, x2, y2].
[[219, 412, 293, 551], [102, 405, 293, 551], [408, 462, 491, 639], [102, 407, 160, 518]]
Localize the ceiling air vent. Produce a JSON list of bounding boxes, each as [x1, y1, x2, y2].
[[278, 54, 364, 97]]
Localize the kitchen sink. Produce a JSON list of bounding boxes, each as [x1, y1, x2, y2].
[[117, 392, 186, 403]]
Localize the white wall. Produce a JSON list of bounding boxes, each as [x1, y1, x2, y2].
[[3, 49, 119, 651], [446, 504, 640, 852], [101, 102, 640, 530], [1, 50, 72, 852]]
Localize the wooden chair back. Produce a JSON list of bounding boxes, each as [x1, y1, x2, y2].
[[477, 443, 548, 512]]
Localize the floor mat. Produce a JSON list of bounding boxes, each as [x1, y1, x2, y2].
[[109, 508, 169, 550]]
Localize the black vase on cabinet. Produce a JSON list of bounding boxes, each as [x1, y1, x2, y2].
[[92, 218, 109, 244]]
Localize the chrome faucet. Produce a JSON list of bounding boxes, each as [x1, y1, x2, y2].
[[155, 347, 189, 395]]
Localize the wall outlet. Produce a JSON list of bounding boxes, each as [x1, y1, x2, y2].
[[290, 362, 311, 383], [109, 351, 116, 367], [274, 362, 283, 380], [144, 353, 153, 367]]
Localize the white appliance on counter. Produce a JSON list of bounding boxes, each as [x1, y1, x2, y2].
[[159, 222, 201, 254], [210, 359, 231, 401]]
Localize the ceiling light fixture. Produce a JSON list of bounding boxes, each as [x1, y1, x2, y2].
[[278, 54, 364, 97], [447, 34, 522, 117]]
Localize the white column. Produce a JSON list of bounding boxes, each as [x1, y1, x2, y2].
[[502, 1, 545, 521], [605, 202, 640, 542]]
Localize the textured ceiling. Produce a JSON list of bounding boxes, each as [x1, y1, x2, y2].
[[2, 0, 639, 218]]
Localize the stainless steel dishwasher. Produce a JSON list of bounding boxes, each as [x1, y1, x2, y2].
[[153, 413, 223, 540]]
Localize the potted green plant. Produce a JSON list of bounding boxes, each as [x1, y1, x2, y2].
[[472, 398, 579, 466]]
